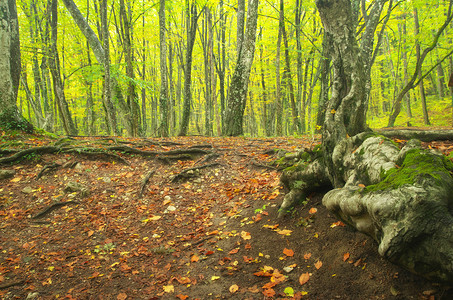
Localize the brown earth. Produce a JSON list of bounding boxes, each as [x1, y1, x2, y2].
[[1, 131, 452, 299]]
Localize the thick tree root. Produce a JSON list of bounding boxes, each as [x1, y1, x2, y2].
[[36, 163, 61, 179], [280, 132, 453, 283]]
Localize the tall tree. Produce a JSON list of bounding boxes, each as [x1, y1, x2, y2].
[[62, 0, 135, 136], [48, 0, 78, 135], [158, 0, 169, 137], [387, 1, 453, 127], [0, 0, 33, 132], [223, 0, 259, 136], [178, 1, 199, 136]]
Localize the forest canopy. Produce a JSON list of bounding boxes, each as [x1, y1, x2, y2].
[[13, 0, 453, 136]]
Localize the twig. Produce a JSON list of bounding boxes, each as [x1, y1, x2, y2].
[[0, 280, 25, 289]]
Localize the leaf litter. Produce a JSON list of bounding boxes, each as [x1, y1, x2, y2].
[[0, 134, 446, 299]]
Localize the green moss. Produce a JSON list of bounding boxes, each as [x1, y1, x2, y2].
[[364, 149, 453, 193]]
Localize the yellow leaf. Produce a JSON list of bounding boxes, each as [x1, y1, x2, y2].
[[10, 177, 22, 183], [277, 229, 292, 236], [163, 285, 174, 293], [229, 284, 239, 293], [241, 231, 251, 240], [211, 276, 220, 281], [47, 266, 55, 271], [331, 109, 336, 114]]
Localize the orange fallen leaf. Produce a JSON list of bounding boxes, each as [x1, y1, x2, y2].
[[263, 288, 276, 297], [283, 248, 294, 257], [299, 272, 310, 285], [176, 295, 188, 300], [343, 252, 350, 262], [191, 255, 199, 262], [304, 253, 311, 260], [229, 248, 239, 254], [117, 292, 127, 300], [331, 221, 346, 228], [358, 183, 365, 188], [309, 207, 317, 214], [207, 230, 219, 235], [314, 260, 323, 269]]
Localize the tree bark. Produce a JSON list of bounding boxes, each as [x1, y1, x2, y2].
[[178, 1, 199, 136], [0, 0, 33, 132], [158, 0, 169, 137], [223, 0, 259, 136], [279, 0, 453, 283], [61, 0, 136, 136], [48, 0, 78, 136]]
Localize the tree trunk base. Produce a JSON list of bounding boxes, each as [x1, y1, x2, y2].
[[280, 132, 453, 283]]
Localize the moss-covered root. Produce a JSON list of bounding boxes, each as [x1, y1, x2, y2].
[[323, 145, 453, 283], [278, 158, 330, 217]]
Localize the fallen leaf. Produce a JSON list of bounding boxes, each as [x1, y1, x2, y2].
[[284, 286, 295, 297], [163, 285, 174, 293], [10, 177, 22, 183], [304, 253, 311, 260], [358, 183, 365, 188], [191, 255, 199, 262], [299, 272, 310, 285], [343, 252, 350, 262], [309, 207, 317, 214], [331, 221, 346, 228], [277, 229, 292, 235], [314, 260, 323, 270], [262, 288, 276, 297], [229, 284, 239, 293], [176, 295, 188, 300], [211, 276, 220, 281], [241, 231, 251, 240], [229, 248, 239, 254], [283, 248, 294, 257], [117, 293, 127, 300]]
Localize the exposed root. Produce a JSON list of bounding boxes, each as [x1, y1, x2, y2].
[[171, 163, 221, 183], [139, 169, 156, 198], [36, 163, 61, 180], [31, 201, 80, 219]]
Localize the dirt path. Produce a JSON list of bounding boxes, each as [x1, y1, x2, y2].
[[0, 134, 451, 299]]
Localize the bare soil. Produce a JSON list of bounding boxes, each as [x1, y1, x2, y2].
[[1, 132, 452, 299]]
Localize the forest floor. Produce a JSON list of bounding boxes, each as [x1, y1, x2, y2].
[[1, 130, 453, 300]]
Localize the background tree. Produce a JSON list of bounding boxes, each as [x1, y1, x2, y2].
[[223, 0, 259, 136], [0, 0, 32, 132]]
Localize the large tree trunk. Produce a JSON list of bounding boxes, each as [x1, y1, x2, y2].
[[0, 0, 33, 132], [223, 0, 259, 136], [279, 0, 453, 283]]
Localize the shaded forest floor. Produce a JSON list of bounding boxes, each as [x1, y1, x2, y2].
[[1, 130, 453, 299]]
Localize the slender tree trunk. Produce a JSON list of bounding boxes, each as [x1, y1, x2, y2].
[[179, 1, 199, 136], [48, 0, 78, 135], [414, 8, 430, 125], [280, 0, 300, 134], [158, 0, 169, 136], [275, 3, 283, 136], [316, 32, 332, 132], [120, 0, 141, 136], [223, 0, 259, 136], [100, 0, 118, 135]]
